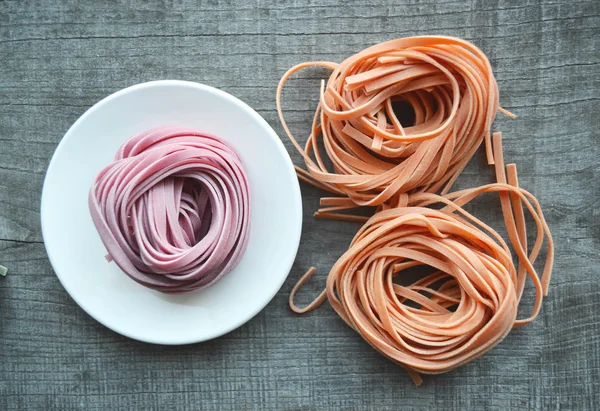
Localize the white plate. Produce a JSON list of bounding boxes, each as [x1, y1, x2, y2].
[[41, 80, 302, 344]]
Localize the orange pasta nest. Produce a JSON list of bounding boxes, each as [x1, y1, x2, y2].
[[277, 36, 554, 385], [289, 133, 553, 385], [277, 36, 517, 216]]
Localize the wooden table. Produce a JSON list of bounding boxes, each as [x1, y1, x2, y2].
[[1, 1, 598, 409]]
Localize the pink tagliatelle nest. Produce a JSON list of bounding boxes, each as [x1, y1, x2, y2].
[[89, 126, 251, 293]]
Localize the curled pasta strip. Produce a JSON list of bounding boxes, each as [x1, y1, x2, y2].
[[290, 132, 554, 385], [89, 126, 251, 293], [277, 36, 516, 214]]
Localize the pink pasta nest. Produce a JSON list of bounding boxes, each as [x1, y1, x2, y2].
[[89, 126, 251, 293]]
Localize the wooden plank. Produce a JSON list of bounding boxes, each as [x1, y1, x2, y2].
[[0, 0, 599, 409]]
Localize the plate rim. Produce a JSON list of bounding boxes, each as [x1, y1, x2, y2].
[[40, 80, 303, 345]]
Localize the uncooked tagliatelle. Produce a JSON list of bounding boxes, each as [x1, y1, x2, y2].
[[277, 35, 517, 219], [89, 126, 250, 293], [289, 132, 554, 385]]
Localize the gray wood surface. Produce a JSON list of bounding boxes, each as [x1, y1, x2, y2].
[[1, 0, 599, 409]]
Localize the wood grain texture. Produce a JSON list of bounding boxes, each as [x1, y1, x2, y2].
[[1, 0, 599, 409]]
